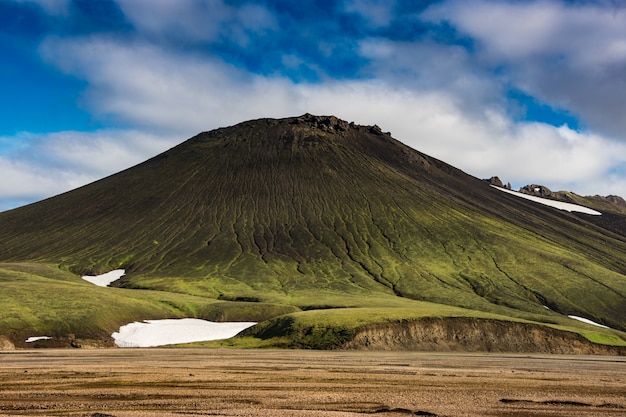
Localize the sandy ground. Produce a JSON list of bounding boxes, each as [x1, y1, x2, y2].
[[0, 349, 624, 417]]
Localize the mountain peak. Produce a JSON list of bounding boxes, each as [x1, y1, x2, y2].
[[288, 113, 388, 135], [291, 113, 351, 130], [180, 113, 406, 171], [205, 114, 390, 142]]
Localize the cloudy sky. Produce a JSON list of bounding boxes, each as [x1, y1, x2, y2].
[[1, 0, 626, 212]]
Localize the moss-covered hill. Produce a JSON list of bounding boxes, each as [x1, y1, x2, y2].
[[1, 114, 625, 349]]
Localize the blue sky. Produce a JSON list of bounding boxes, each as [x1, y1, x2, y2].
[[1, 0, 626, 211]]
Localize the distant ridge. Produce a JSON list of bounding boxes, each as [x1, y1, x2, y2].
[[484, 175, 626, 214], [485, 176, 626, 237], [0, 114, 625, 350]]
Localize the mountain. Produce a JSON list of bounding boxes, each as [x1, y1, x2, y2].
[[1, 114, 625, 351]]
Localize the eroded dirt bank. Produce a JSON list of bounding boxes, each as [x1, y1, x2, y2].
[[0, 336, 14, 350], [0, 349, 624, 417], [342, 318, 626, 355]]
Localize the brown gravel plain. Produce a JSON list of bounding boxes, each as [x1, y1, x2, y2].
[[0, 349, 624, 417]]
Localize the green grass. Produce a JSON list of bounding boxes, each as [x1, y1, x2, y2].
[[577, 331, 626, 347], [183, 305, 626, 349], [2, 261, 625, 349], [0, 263, 297, 346]]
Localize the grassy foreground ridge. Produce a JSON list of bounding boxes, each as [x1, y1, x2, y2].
[[0, 114, 625, 351]]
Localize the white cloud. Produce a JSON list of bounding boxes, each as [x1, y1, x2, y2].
[[300, 82, 626, 197], [422, 0, 626, 140], [344, 0, 397, 28], [0, 157, 79, 201], [423, 0, 626, 67], [116, 0, 231, 42], [0, 129, 177, 210], [357, 38, 504, 118], [40, 37, 301, 136], [115, 0, 277, 46], [33, 35, 626, 200], [34, 130, 176, 173]]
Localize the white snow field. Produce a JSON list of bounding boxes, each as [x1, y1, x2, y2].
[[81, 269, 126, 286], [25, 336, 51, 343], [568, 315, 610, 329], [491, 186, 601, 215], [112, 318, 257, 347], [80, 271, 256, 346]]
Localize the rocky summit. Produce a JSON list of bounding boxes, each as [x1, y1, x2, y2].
[[0, 114, 625, 351]]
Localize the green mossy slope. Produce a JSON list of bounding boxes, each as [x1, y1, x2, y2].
[[0, 114, 625, 348], [0, 263, 297, 347]]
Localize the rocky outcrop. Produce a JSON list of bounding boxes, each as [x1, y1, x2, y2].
[[341, 318, 625, 355], [519, 184, 554, 198], [485, 176, 504, 187], [289, 113, 393, 136], [291, 113, 351, 133], [484, 176, 511, 189]]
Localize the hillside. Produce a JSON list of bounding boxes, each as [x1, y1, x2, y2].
[[1, 114, 625, 350]]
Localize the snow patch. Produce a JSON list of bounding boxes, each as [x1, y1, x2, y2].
[[82, 269, 126, 287], [25, 336, 51, 343], [112, 318, 257, 347], [491, 186, 601, 215], [568, 315, 610, 329]]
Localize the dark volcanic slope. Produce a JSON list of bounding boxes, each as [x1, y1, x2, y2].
[[1, 114, 625, 330]]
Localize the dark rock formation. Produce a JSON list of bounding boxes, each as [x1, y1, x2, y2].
[[519, 184, 553, 198], [485, 176, 504, 187]]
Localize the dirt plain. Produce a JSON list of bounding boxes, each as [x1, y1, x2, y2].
[[0, 349, 624, 417]]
